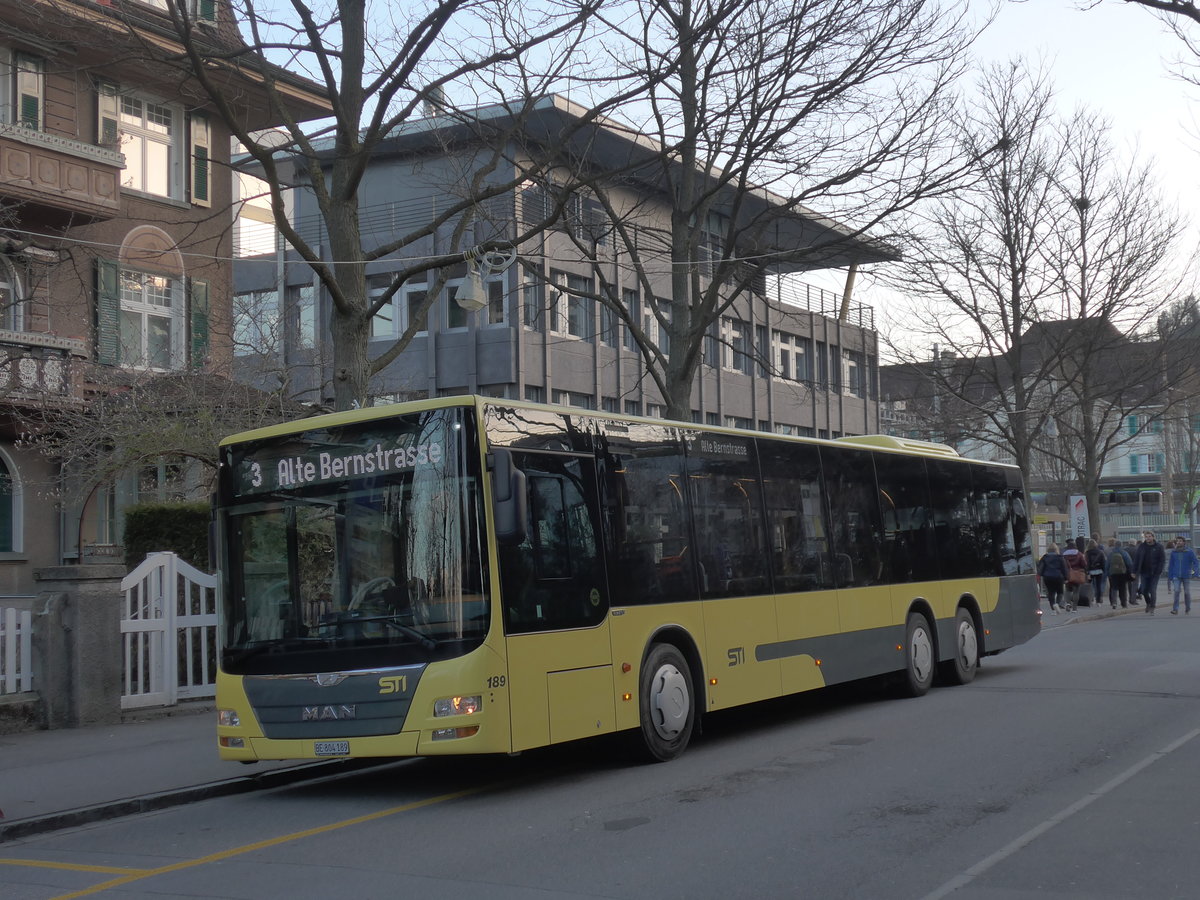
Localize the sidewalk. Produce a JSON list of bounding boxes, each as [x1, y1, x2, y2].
[[0, 702, 377, 843], [1040, 595, 1143, 627]]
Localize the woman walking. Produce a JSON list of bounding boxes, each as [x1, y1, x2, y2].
[[1038, 543, 1070, 614]]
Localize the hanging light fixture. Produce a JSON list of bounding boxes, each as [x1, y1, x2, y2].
[[455, 247, 517, 312]]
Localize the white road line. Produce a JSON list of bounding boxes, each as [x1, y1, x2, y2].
[[919, 727, 1200, 900]]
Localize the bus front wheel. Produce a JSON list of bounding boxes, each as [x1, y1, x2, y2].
[[901, 613, 935, 697], [638, 643, 695, 762], [940, 607, 979, 686]]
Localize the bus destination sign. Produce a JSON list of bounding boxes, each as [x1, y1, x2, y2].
[[235, 436, 445, 496]]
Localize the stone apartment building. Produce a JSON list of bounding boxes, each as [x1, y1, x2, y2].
[[233, 96, 890, 436], [0, 0, 326, 598]]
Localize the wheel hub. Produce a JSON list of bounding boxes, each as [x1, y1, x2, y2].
[[650, 663, 689, 740]]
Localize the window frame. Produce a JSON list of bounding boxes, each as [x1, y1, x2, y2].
[[117, 90, 184, 201], [118, 266, 186, 370]]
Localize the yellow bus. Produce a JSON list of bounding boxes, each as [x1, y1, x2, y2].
[[214, 396, 1039, 763]]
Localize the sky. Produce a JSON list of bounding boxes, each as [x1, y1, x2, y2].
[[974, 0, 1200, 217]]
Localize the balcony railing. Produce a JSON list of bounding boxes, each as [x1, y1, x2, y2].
[[0, 124, 123, 220], [0, 330, 86, 401]]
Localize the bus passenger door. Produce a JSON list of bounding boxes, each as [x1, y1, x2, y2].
[[498, 451, 614, 751]]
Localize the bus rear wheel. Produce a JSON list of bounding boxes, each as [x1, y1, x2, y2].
[[637, 643, 695, 762], [901, 612, 935, 697], [940, 607, 979, 685]]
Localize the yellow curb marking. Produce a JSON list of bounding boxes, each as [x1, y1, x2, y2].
[[43, 785, 484, 899]]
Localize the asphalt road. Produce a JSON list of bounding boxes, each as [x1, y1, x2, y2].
[[4, 612, 1200, 900]]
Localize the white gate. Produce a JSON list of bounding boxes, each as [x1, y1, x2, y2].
[[121, 551, 218, 709]]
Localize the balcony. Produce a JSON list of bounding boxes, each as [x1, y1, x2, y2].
[[0, 330, 87, 405], [0, 124, 123, 221]]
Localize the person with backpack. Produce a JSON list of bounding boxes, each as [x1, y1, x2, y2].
[[1085, 539, 1107, 609], [1063, 537, 1089, 608], [1106, 538, 1135, 609], [1167, 536, 1200, 615], [1038, 543, 1070, 614]]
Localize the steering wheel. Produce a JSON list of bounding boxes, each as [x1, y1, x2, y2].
[[349, 576, 395, 610]]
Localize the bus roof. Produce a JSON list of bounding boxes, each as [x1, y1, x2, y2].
[[219, 394, 1012, 469]]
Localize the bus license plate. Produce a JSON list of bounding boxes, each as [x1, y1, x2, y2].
[[314, 740, 350, 757]]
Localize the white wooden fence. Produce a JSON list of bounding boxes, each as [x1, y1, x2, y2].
[[0, 606, 33, 694], [120, 551, 218, 709]]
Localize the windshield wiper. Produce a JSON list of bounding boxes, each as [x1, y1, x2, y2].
[[225, 636, 330, 664], [328, 613, 438, 650]]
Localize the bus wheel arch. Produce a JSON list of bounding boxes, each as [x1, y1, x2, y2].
[[636, 629, 702, 762], [939, 600, 981, 686], [900, 605, 936, 698]]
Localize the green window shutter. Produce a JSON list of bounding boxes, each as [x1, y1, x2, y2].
[[190, 278, 210, 368], [96, 81, 119, 147], [1130, 455, 1140, 475], [197, 0, 217, 21], [1127, 415, 1138, 436], [95, 259, 120, 366], [16, 54, 42, 131], [1156, 452, 1165, 472], [190, 113, 211, 207]]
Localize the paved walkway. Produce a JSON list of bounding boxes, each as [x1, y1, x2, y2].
[[0, 703, 374, 843]]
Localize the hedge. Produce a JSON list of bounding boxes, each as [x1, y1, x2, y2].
[[123, 501, 210, 570]]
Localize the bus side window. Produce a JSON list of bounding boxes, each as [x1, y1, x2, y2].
[[499, 453, 607, 633]]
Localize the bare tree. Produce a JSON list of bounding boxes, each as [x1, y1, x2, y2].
[[115, 0, 625, 410], [886, 60, 1066, 474], [1036, 108, 1186, 519], [533, 0, 978, 420], [887, 57, 1186, 530], [18, 370, 299, 508]]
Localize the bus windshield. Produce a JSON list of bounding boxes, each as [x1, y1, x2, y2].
[[219, 408, 487, 675]]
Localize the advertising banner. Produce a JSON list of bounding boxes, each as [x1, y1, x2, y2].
[[1069, 495, 1090, 540]]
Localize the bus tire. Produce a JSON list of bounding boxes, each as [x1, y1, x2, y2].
[[940, 607, 979, 686], [901, 612, 935, 697], [638, 643, 695, 762]]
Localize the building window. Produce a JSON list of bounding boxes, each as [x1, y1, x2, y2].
[[0, 454, 19, 552], [721, 318, 751, 374], [844, 349, 866, 398], [11, 52, 43, 130], [233, 289, 280, 356], [624, 399, 641, 416], [288, 284, 316, 349], [602, 396, 619, 413], [552, 389, 595, 409], [120, 94, 181, 199], [0, 51, 45, 129], [120, 269, 184, 369], [487, 278, 506, 326], [623, 289, 640, 350], [524, 385, 544, 403], [0, 256, 24, 331], [724, 415, 751, 430], [523, 281, 545, 331]]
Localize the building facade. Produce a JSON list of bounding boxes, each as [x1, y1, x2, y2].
[[234, 97, 887, 437], [0, 0, 325, 596]]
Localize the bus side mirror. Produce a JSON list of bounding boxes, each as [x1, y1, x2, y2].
[[490, 449, 527, 546]]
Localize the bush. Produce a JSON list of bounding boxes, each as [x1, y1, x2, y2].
[[124, 502, 211, 570]]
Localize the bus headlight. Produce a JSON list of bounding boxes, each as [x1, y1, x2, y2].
[[218, 709, 241, 727], [434, 695, 481, 717]]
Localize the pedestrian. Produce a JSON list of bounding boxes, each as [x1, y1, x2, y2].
[[1085, 539, 1107, 609], [1106, 538, 1135, 609], [1063, 537, 1088, 610], [1133, 530, 1167, 615], [1038, 542, 1070, 614], [1168, 535, 1200, 615]]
